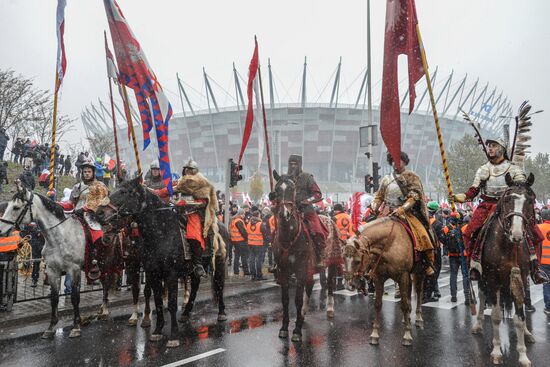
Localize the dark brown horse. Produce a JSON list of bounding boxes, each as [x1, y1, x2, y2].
[[271, 173, 315, 342], [471, 173, 536, 367]]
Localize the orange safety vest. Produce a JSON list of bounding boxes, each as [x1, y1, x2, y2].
[[246, 221, 263, 246], [230, 217, 245, 242], [335, 212, 352, 241], [538, 221, 550, 265], [0, 230, 21, 253]]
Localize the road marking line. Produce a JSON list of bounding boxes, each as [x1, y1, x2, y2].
[[161, 348, 226, 367]]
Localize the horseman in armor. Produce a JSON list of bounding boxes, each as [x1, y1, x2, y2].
[[155, 160, 223, 278], [285, 154, 328, 266], [372, 152, 435, 276], [450, 137, 549, 284], [59, 157, 109, 280]]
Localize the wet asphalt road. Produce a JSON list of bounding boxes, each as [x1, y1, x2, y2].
[[1, 271, 549, 367]]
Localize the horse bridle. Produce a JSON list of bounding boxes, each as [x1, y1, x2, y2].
[[498, 188, 532, 242], [0, 191, 35, 231]]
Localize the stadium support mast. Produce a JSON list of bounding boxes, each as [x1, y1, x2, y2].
[[233, 62, 245, 139], [204, 67, 221, 173], [300, 57, 307, 158], [176, 73, 194, 160], [328, 57, 342, 181], [268, 59, 275, 110], [301, 57, 307, 108], [177, 74, 195, 116], [366, 0, 374, 182]]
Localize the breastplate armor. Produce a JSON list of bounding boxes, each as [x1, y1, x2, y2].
[[385, 177, 404, 209], [70, 182, 89, 210], [480, 161, 524, 198]]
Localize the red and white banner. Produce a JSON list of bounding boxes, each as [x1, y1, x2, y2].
[[104, 153, 116, 171], [104, 31, 119, 82], [380, 0, 424, 170], [55, 0, 67, 93], [237, 39, 260, 166]]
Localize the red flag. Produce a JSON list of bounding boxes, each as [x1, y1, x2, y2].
[[55, 0, 67, 93], [380, 0, 424, 170], [237, 39, 259, 166]]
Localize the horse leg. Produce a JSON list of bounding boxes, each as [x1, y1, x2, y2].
[[215, 256, 227, 322], [400, 273, 413, 346], [370, 277, 384, 345], [181, 276, 190, 308], [292, 278, 306, 342], [149, 276, 165, 341], [472, 286, 485, 335], [128, 266, 140, 326], [319, 267, 327, 289], [141, 274, 152, 328], [326, 264, 336, 318], [98, 275, 111, 320], [278, 275, 290, 339], [68, 270, 82, 338], [301, 279, 314, 318], [42, 270, 60, 339], [490, 291, 503, 365], [180, 273, 200, 323], [413, 273, 424, 329], [166, 274, 180, 348]]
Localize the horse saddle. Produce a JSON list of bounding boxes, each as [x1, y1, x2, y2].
[[84, 212, 102, 231]]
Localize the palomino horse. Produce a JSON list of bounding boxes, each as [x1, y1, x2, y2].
[[471, 173, 536, 367], [0, 185, 121, 338], [301, 214, 342, 319], [343, 216, 425, 346], [270, 173, 340, 342]]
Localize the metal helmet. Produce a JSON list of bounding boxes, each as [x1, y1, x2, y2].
[[287, 154, 303, 176], [485, 136, 509, 159], [80, 157, 96, 171], [183, 159, 198, 170], [150, 160, 160, 169]]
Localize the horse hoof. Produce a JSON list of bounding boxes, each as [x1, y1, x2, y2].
[[178, 314, 190, 323], [415, 320, 424, 330], [327, 310, 334, 319], [491, 355, 503, 365], [471, 325, 482, 335], [291, 333, 302, 343], [278, 330, 289, 339], [97, 314, 109, 321], [149, 334, 163, 342], [369, 337, 379, 345], [128, 318, 138, 327], [217, 313, 227, 322], [140, 319, 151, 328], [69, 329, 81, 338], [525, 334, 536, 344], [402, 338, 412, 346], [166, 339, 180, 348], [41, 330, 55, 339]]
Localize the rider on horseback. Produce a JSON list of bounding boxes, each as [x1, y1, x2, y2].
[[60, 157, 109, 280], [155, 160, 222, 278], [450, 137, 549, 284], [285, 154, 328, 267], [372, 152, 436, 276]]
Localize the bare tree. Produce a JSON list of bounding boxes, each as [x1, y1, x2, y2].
[[0, 69, 48, 132], [26, 100, 75, 145], [87, 133, 114, 159]]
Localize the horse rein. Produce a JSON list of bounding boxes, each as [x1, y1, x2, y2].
[[0, 192, 35, 232]]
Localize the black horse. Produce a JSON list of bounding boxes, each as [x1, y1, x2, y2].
[[97, 177, 188, 347], [271, 173, 315, 342]]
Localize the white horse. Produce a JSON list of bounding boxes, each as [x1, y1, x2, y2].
[[0, 185, 110, 338]]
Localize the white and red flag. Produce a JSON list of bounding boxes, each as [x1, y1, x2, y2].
[[237, 38, 260, 166], [55, 0, 67, 93], [103, 31, 119, 82], [380, 0, 424, 170], [103, 0, 174, 193], [104, 153, 116, 171]]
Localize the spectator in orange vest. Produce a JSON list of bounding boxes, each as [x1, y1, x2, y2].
[[442, 212, 471, 305], [247, 208, 267, 280], [332, 203, 353, 241], [230, 209, 249, 276], [538, 208, 550, 315]]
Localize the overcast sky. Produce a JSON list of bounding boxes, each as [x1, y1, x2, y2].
[[1, 0, 549, 154]]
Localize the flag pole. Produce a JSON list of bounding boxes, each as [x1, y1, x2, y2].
[[106, 76, 122, 181], [256, 38, 274, 191], [48, 72, 59, 198], [120, 84, 142, 177], [416, 25, 455, 211]]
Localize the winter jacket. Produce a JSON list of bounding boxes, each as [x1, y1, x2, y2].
[[18, 170, 36, 190]]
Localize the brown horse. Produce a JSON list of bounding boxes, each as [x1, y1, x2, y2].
[[271, 173, 315, 342], [343, 216, 425, 346], [470, 173, 536, 367]]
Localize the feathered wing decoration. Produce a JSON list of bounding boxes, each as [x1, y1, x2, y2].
[[511, 101, 542, 164], [461, 108, 488, 156]]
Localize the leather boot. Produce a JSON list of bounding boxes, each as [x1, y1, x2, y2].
[[423, 251, 435, 276], [190, 241, 206, 278], [530, 259, 549, 285], [88, 242, 101, 280], [469, 260, 482, 281]]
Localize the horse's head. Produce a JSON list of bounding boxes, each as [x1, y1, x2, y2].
[[342, 237, 365, 291], [272, 170, 297, 222], [0, 182, 35, 235], [499, 172, 536, 243], [96, 176, 145, 224]]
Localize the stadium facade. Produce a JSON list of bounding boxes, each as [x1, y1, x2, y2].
[[81, 62, 510, 194]]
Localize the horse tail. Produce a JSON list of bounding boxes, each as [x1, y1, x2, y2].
[[211, 254, 225, 305]]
